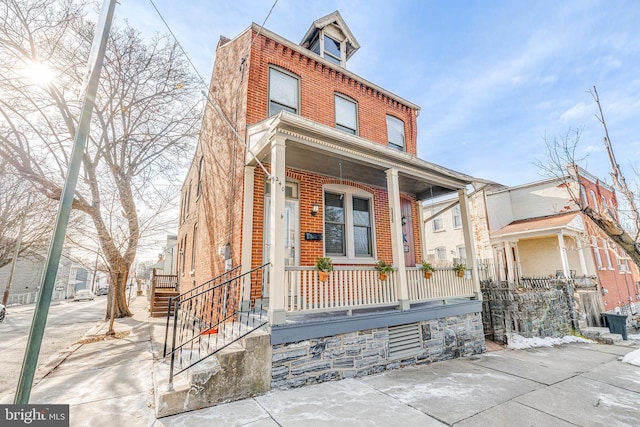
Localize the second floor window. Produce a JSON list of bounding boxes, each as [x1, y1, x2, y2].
[[432, 209, 443, 231], [335, 94, 357, 134], [386, 115, 405, 151], [453, 205, 462, 228], [268, 67, 299, 116]]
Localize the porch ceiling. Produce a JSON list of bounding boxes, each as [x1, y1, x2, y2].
[[247, 112, 482, 200]]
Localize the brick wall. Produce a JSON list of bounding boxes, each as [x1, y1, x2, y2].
[[178, 26, 423, 296], [247, 34, 418, 154]]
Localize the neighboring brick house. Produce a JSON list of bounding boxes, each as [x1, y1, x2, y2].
[[176, 11, 487, 390], [575, 167, 640, 314]]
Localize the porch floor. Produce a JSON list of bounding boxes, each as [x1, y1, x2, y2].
[[268, 298, 481, 345]]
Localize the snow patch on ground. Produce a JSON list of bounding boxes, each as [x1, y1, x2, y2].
[[627, 333, 640, 340], [506, 334, 593, 350], [621, 348, 640, 367]]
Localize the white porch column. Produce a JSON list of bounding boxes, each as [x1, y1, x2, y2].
[[557, 231, 571, 278], [417, 199, 428, 263], [505, 241, 516, 284], [386, 168, 409, 310], [240, 165, 255, 310], [268, 137, 287, 325], [458, 189, 481, 299], [578, 240, 589, 276]]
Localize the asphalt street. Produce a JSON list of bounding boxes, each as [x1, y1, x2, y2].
[[0, 296, 107, 402]]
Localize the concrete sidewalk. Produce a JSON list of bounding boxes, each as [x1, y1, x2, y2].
[[9, 293, 640, 426]]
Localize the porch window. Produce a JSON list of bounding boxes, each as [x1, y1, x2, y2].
[[324, 186, 374, 260], [335, 94, 357, 134], [452, 205, 462, 228], [268, 67, 299, 116], [435, 246, 446, 262], [456, 245, 466, 262], [386, 115, 405, 151]]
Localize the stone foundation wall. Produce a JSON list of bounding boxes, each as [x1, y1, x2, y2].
[[271, 312, 485, 389]]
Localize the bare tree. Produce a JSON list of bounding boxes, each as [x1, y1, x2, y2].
[[0, 160, 55, 270], [0, 0, 201, 318], [538, 87, 640, 269]]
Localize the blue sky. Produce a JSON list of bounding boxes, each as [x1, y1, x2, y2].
[[113, 0, 640, 188]]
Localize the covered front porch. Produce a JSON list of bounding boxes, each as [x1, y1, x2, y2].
[[240, 111, 483, 326], [491, 212, 596, 285]]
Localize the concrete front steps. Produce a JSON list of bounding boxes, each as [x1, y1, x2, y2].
[[580, 326, 624, 344], [153, 329, 271, 418]]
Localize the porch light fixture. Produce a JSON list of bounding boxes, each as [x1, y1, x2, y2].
[[311, 202, 319, 216], [401, 216, 408, 226]]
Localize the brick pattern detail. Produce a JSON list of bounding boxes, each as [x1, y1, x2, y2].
[[271, 312, 485, 388]]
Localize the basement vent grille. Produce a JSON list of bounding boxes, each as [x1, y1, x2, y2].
[[388, 323, 422, 359]]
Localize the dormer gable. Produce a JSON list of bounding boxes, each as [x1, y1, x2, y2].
[[300, 11, 360, 68]]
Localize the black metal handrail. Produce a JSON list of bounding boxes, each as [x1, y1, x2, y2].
[[162, 266, 242, 357], [165, 263, 268, 390]]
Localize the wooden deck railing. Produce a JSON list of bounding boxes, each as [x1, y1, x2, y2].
[[284, 266, 476, 313]]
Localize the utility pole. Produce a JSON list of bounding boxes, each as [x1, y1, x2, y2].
[[2, 194, 30, 307], [14, 0, 117, 404]]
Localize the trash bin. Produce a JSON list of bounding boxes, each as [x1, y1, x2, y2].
[[602, 313, 628, 340]]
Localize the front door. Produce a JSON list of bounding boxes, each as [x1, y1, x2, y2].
[[263, 195, 299, 295], [401, 198, 416, 267]]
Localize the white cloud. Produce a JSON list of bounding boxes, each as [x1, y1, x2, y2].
[[560, 102, 591, 122]]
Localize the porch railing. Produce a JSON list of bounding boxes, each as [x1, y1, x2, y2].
[[284, 265, 476, 313], [285, 266, 397, 312], [164, 264, 268, 390], [406, 267, 476, 301]]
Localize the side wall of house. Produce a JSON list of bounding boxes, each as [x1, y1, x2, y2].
[[177, 31, 252, 292]]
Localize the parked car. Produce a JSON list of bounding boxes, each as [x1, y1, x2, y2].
[[95, 287, 108, 296], [73, 289, 95, 302], [0, 303, 5, 322]]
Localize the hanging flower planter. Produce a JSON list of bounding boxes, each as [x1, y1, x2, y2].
[[315, 257, 333, 282], [375, 260, 394, 281], [421, 260, 435, 279], [454, 263, 466, 278]]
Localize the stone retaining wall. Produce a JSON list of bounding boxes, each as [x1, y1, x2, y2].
[[481, 282, 574, 344], [271, 312, 485, 389]]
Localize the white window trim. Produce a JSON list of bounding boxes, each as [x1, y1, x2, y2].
[[432, 209, 444, 232], [602, 238, 613, 269], [386, 115, 405, 152], [323, 184, 376, 263], [452, 205, 462, 229], [334, 93, 358, 135], [268, 66, 300, 117], [592, 236, 603, 269]]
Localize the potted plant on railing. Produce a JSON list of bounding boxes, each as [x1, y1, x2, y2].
[[375, 260, 394, 281], [315, 257, 333, 282], [421, 260, 436, 279], [454, 262, 466, 278]]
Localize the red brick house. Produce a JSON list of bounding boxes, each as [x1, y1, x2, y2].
[[575, 167, 640, 315], [174, 11, 486, 391]]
